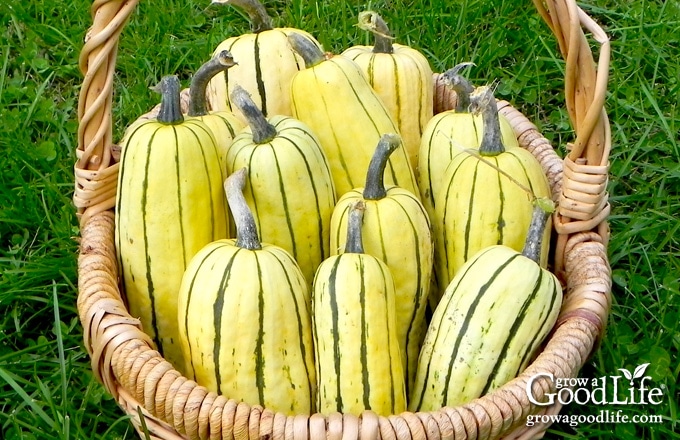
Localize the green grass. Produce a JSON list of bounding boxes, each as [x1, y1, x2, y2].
[[1, 0, 678, 438]]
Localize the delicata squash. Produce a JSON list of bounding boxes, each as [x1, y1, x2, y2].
[[313, 200, 406, 416], [115, 75, 228, 370], [288, 33, 418, 198], [433, 85, 552, 292], [411, 202, 562, 410], [177, 168, 316, 415], [206, 0, 323, 120], [342, 11, 434, 173], [330, 134, 432, 395]]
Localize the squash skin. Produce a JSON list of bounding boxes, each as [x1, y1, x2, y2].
[[418, 109, 519, 219], [190, 111, 243, 169], [313, 202, 406, 416], [225, 87, 336, 289], [342, 12, 434, 173], [289, 35, 418, 198], [329, 135, 432, 396], [409, 244, 562, 411], [206, 28, 323, 121], [177, 240, 316, 415], [177, 168, 316, 415], [434, 146, 552, 287], [432, 85, 551, 292], [115, 77, 228, 370]]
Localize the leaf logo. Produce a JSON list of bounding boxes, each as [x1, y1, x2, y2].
[[618, 363, 650, 385]]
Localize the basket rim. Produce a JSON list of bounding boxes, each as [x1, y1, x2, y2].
[[76, 102, 611, 440]]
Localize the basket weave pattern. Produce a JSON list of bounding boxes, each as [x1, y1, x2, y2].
[[75, 1, 612, 438]]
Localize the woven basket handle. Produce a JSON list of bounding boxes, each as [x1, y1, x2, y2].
[[532, 0, 612, 271], [75, 0, 139, 226]]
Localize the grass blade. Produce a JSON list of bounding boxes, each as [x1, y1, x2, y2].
[[0, 367, 57, 431], [53, 281, 70, 439]]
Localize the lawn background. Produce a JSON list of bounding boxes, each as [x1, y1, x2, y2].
[[1, 0, 678, 438]]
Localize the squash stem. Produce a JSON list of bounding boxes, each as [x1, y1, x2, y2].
[[470, 85, 505, 156], [440, 62, 475, 112], [153, 76, 184, 125], [521, 202, 551, 263], [188, 50, 237, 117], [363, 134, 402, 200], [288, 33, 325, 67], [344, 201, 366, 254], [212, 0, 273, 33], [358, 11, 394, 54], [230, 85, 277, 144], [225, 168, 262, 251]]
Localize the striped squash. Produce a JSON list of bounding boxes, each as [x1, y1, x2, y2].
[[177, 168, 316, 414], [329, 134, 432, 396], [288, 33, 418, 198], [342, 11, 434, 173], [433, 85, 551, 292], [418, 65, 519, 221], [410, 204, 562, 410], [224, 85, 336, 289], [313, 201, 406, 416], [115, 76, 228, 370], [206, 0, 323, 120], [187, 50, 244, 170]]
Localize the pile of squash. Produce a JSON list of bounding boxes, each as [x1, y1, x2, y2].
[[114, 0, 563, 417]]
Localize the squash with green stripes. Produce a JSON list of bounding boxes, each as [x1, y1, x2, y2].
[[329, 134, 432, 396], [206, 0, 323, 121], [224, 85, 336, 289], [187, 50, 244, 170], [341, 11, 433, 173], [313, 200, 406, 416], [418, 65, 519, 222], [409, 202, 562, 410], [115, 75, 228, 370], [288, 33, 418, 198], [177, 168, 316, 415], [433, 85, 551, 291]]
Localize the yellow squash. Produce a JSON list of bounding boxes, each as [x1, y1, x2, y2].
[[313, 201, 406, 416], [224, 85, 336, 289], [434, 85, 552, 292], [115, 75, 228, 370], [206, 0, 323, 120], [186, 50, 244, 170], [342, 11, 434, 173], [288, 33, 418, 198], [177, 168, 316, 415], [330, 134, 432, 395], [411, 203, 562, 410], [418, 64, 519, 221]]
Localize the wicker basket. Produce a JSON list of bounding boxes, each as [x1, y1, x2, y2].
[[74, 0, 612, 438]]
